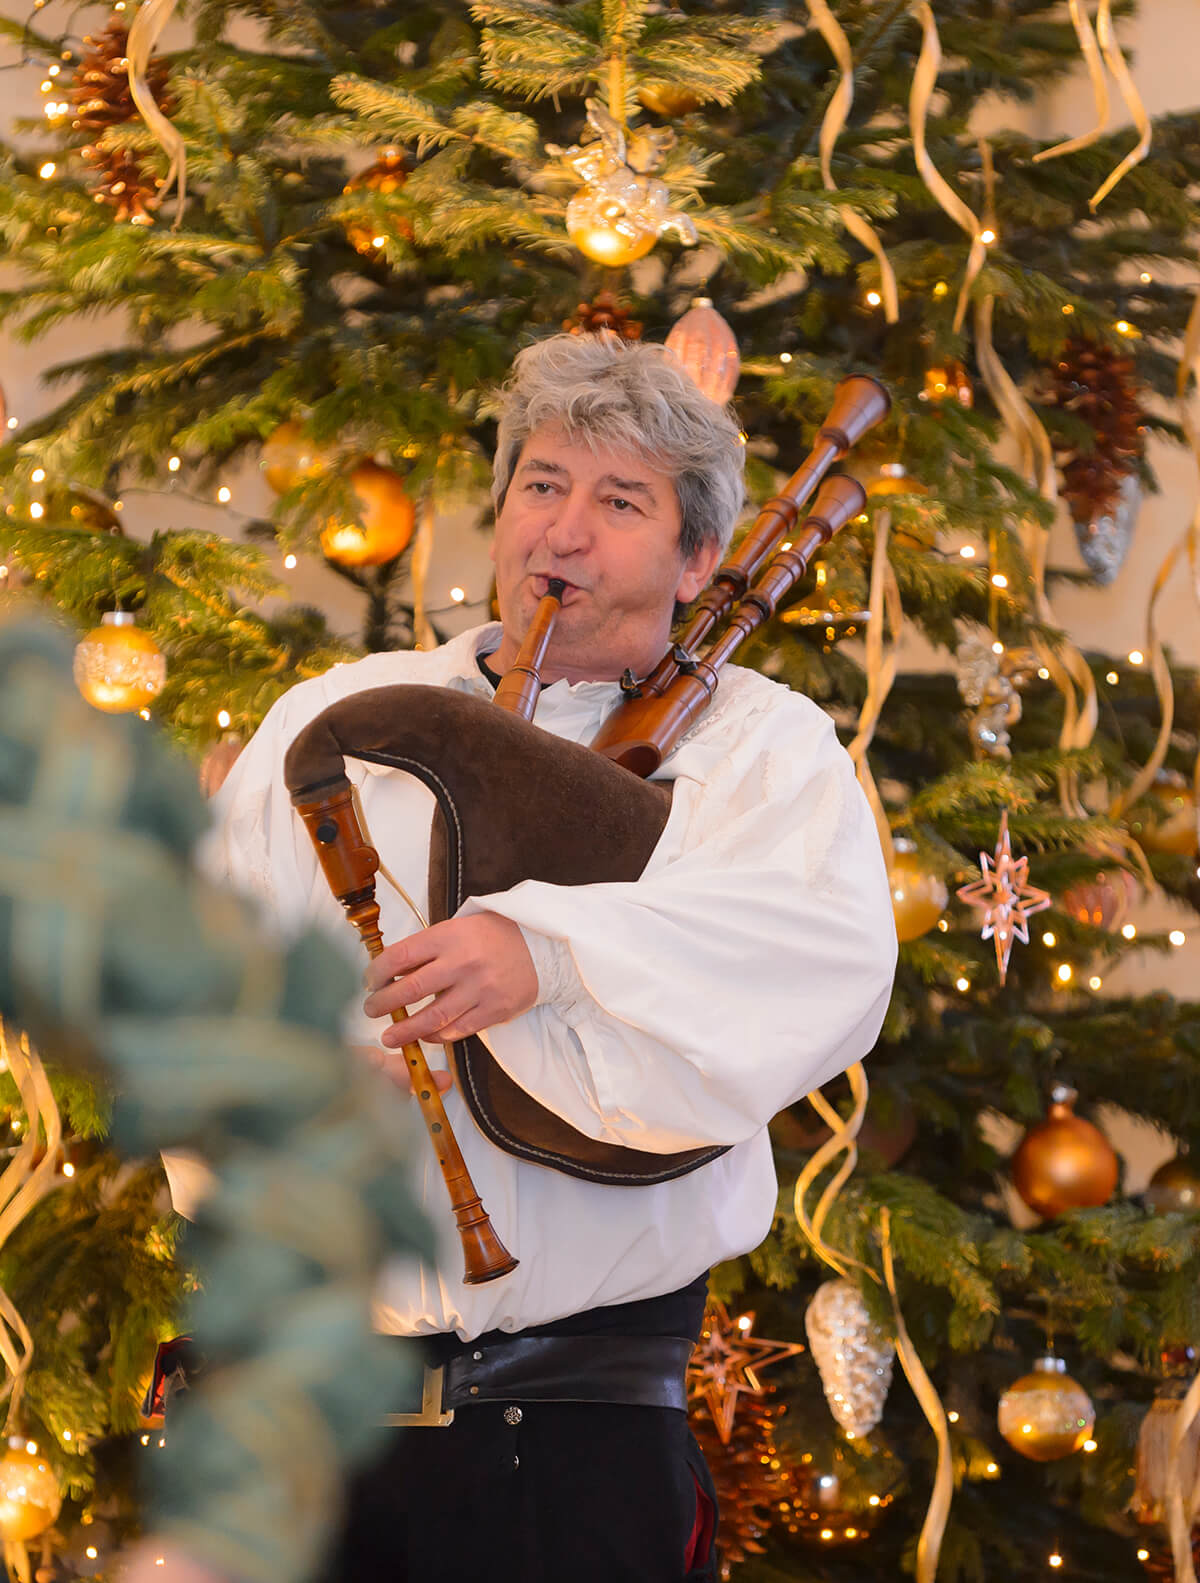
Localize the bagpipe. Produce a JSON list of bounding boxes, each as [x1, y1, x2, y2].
[[283, 374, 889, 1284]]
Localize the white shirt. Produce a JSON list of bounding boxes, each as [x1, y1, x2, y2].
[[188, 623, 897, 1341]]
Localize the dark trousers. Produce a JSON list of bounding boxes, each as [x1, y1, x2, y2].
[[319, 1399, 719, 1583]]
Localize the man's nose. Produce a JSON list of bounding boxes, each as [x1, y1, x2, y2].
[[542, 488, 593, 556]]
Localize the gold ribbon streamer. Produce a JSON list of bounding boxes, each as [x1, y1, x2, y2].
[[1165, 1363, 1200, 1583], [793, 1061, 872, 1283], [973, 294, 1098, 812], [847, 508, 903, 867], [127, 0, 187, 226], [1088, 0, 1152, 211], [410, 496, 438, 652], [807, 0, 899, 322], [1112, 291, 1200, 826], [880, 1208, 953, 1583], [909, 3, 986, 335], [1032, 0, 1110, 166]]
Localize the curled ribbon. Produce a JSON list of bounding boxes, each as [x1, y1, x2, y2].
[[1112, 291, 1200, 828], [847, 507, 903, 867], [807, 0, 899, 322], [1089, 0, 1151, 211], [127, 0, 187, 226], [909, 3, 986, 335], [1166, 1363, 1200, 1583], [1032, 0, 1109, 166]]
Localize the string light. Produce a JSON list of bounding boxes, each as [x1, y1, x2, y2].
[[449, 585, 466, 603], [990, 572, 1008, 589], [932, 280, 949, 297], [1114, 319, 1139, 337], [985, 1461, 998, 1474], [140, 1434, 150, 1446], [86, 1548, 98, 1560], [1082, 1439, 1097, 1452], [1106, 670, 1119, 684], [217, 485, 232, 504], [1061, 303, 1075, 315], [1088, 976, 1102, 991], [61, 1430, 71, 1442], [283, 553, 297, 569], [947, 1411, 959, 1423], [991, 640, 1004, 655], [1037, 666, 1050, 679], [25, 1440, 37, 1454], [48, 63, 60, 76], [779, 352, 793, 364], [1139, 271, 1152, 284], [30, 468, 45, 483], [371, 234, 386, 249], [139, 708, 151, 721], [978, 227, 997, 245], [866, 290, 882, 307], [1137, 1551, 1150, 1562], [62, 1161, 75, 1177], [959, 545, 976, 559], [937, 918, 949, 932], [167, 455, 181, 472], [1121, 923, 1137, 940], [38, 161, 56, 179], [6, 418, 18, 430], [1049, 1554, 1063, 1569], [1169, 930, 1187, 946], [29, 502, 44, 519], [39, 78, 52, 92], [1057, 963, 1073, 983], [955, 976, 970, 992], [216, 708, 231, 729]]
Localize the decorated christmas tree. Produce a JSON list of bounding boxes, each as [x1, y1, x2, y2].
[[1, 0, 1199, 1577]]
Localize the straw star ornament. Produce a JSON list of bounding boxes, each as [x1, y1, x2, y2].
[[687, 1301, 806, 1444], [956, 810, 1051, 983]]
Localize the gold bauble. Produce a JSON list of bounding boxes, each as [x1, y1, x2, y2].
[[636, 84, 703, 118], [997, 1356, 1094, 1461], [887, 842, 948, 942], [922, 359, 973, 407], [665, 297, 741, 405], [341, 147, 413, 257], [320, 463, 416, 568], [42, 482, 123, 536], [865, 462, 930, 498], [566, 193, 658, 267], [1143, 1156, 1200, 1214], [260, 421, 332, 496], [1130, 775, 1198, 858], [781, 1430, 903, 1547], [0, 1440, 61, 1543], [1010, 1086, 1118, 1219], [73, 612, 166, 714]]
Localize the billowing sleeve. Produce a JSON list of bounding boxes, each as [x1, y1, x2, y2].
[[458, 698, 897, 1153]]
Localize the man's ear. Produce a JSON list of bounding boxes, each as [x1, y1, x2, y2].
[[675, 538, 722, 606]]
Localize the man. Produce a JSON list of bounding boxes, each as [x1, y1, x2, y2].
[[202, 331, 897, 1582]]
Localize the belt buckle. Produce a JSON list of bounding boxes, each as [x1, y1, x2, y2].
[[383, 1364, 455, 1428]]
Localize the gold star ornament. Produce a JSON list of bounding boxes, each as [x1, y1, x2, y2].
[[956, 810, 1051, 984], [688, 1301, 806, 1444]]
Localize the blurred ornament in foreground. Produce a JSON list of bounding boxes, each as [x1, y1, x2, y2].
[[1010, 1084, 1118, 1218], [998, 1356, 1094, 1461], [1061, 866, 1138, 931], [922, 358, 973, 407], [0, 1438, 61, 1542], [1074, 472, 1140, 585], [1143, 1155, 1200, 1214], [865, 461, 929, 498], [73, 612, 166, 714], [665, 298, 741, 405], [1133, 1362, 1200, 1527], [261, 421, 333, 495], [320, 463, 415, 568], [805, 1279, 895, 1440], [781, 1427, 903, 1548], [888, 839, 948, 942]]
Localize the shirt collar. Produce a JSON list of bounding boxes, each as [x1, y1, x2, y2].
[[445, 623, 624, 710]]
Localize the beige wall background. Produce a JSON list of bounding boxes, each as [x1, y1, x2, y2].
[[2, 2, 1197, 1019]]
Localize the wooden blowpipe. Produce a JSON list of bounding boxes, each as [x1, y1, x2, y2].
[[596, 373, 889, 732], [493, 578, 566, 720], [591, 472, 868, 777]]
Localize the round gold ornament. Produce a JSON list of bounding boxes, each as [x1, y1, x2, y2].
[[1130, 774, 1198, 858], [922, 359, 973, 407], [887, 840, 948, 943], [997, 1356, 1094, 1461], [866, 462, 930, 499], [566, 191, 658, 267], [320, 463, 415, 568], [42, 482, 123, 536], [261, 421, 332, 496], [1143, 1156, 1200, 1213], [1010, 1085, 1118, 1219], [636, 84, 703, 118], [783, 1430, 903, 1547], [0, 1439, 61, 1543], [342, 147, 413, 256], [665, 298, 741, 405], [1061, 867, 1137, 931], [73, 612, 166, 714]]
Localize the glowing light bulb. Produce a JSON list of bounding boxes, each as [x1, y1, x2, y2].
[[1057, 963, 1073, 983], [217, 708, 231, 730], [933, 281, 949, 298], [6, 418, 18, 430], [1037, 667, 1050, 679], [990, 572, 1008, 589], [1049, 1554, 1063, 1569], [1140, 271, 1152, 284], [1169, 930, 1186, 946], [62, 1430, 71, 1441], [30, 467, 45, 483], [139, 709, 151, 721], [959, 545, 977, 559], [1121, 923, 1137, 940], [450, 585, 466, 603], [29, 502, 44, 519], [1088, 976, 1102, 991], [955, 976, 970, 993], [1106, 671, 1119, 684], [140, 1435, 150, 1446], [868, 1495, 881, 1506], [866, 290, 882, 307], [991, 640, 1004, 655], [1061, 303, 1075, 315], [1128, 650, 1144, 665], [167, 455, 181, 472], [371, 235, 386, 249], [1138, 1551, 1150, 1562], [979, 228, 997, 245], [283, 553, 297, 569], [1083, 1439, 1097, 1452], [779, 352, 792, 364], [1115, 319, 1136, 336], [86, 1547, 98, 1560], [947, 1411, 959, 1423], [986, 1462, 998, 1474], [24, 1441, 37, 1455], [737, 1315, 752, 1331], [937, 919, 949, 932], [39, 161, 56, 179], [63, 1161, 75, 1177], [217, 485, 232, 503]]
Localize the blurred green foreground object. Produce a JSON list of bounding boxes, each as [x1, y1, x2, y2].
[[0, 613, 432, 1583]]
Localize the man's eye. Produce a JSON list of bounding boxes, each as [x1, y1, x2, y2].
[[609, 497, 638, 513], [525, 480, 556, 495]]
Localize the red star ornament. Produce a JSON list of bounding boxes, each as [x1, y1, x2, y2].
[[956, 810, 1051, 984], [688, 1300, 806, 1444]]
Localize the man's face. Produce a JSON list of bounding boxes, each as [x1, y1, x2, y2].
[[489, 423, 721, 684]]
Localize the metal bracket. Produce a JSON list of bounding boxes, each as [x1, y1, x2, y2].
[[382, 1365, 456, 1428]]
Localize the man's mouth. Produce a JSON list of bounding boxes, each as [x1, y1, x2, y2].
[[532, 574, 583, 602]]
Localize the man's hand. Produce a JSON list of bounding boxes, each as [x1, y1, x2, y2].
[[363, 913, 539, 1055]]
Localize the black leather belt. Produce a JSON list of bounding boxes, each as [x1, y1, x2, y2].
[[384, 1333, 694, 1428]]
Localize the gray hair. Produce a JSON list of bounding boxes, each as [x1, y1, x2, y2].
[[492, 332, 746, 559]]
